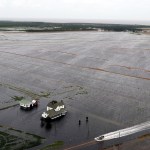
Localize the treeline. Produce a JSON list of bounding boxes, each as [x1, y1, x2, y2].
[[0, 21, 149, 32], [0, 21, 49, 28]]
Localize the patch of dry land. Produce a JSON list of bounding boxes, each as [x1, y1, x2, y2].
[[0, 31, 150, 150]]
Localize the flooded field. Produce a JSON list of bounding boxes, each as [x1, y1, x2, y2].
[[0, 31, 150, 150]]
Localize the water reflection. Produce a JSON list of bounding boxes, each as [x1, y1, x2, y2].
[[40, 120, 45, 128], [40, 120, 52, 130], [45, 122, 52, 130]]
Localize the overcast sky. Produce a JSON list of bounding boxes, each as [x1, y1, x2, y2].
[[0, 0, 150, 24]]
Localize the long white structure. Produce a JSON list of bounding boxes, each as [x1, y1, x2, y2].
[[95, 121, 150, 141]]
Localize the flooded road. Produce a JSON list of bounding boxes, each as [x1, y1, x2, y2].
[[0, 31, 150, 149], [95, 121, 150, 141]]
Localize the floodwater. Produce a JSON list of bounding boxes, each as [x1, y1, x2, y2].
[[0, 31, 150, 150]]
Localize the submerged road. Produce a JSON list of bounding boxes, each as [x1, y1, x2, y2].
[[64, 140, 96, 150], [65, 121, 150, 150], [95, 121, 150, 141]]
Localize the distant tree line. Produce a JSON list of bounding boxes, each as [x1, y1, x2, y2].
[[0, 21, 149, 32]]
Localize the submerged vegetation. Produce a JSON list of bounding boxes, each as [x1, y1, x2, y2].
[[11, 96, 24, 101], [0, 126, 44, 150], [0, 21, 150, 32], [40, 141, 64, 150]]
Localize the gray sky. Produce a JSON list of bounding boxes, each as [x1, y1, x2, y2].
[[0, 0, 150, 24]]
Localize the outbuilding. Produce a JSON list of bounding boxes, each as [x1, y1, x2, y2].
[[19, 99, 38, 110]]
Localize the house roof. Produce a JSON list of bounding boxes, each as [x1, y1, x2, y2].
[[46, 108, 66, 118], [19, 99, 32, 105], [47, 100, 64, 109]]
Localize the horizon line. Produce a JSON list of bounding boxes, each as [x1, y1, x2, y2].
[[0, 18, 150, 26]]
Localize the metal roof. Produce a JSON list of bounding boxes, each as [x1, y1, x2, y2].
[[46, 108, 66, 118], [19, 99, 32, 105], [47, 100, 64, 109]]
